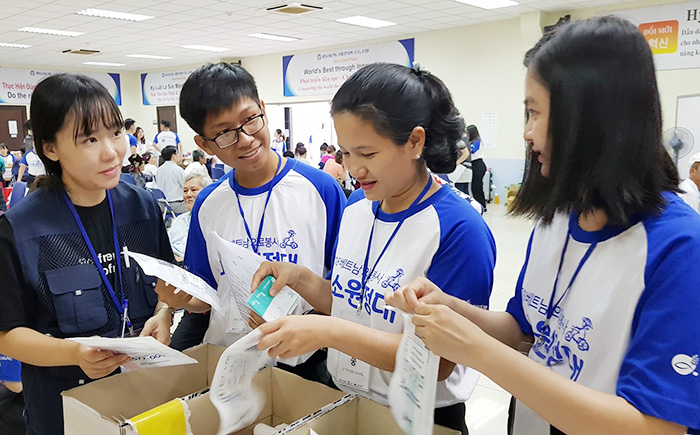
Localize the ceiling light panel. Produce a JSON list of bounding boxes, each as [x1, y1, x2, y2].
[[248, 33, 299, 42], [454, 0, 519, 9], [126, 54, 174, 59], [0, 42, 33, 48], [18, 27, 85, 37], [75, 8, 154, 22], [335, 16, 397, 29], [82, 61, 125, 66], [181, 44, 231, 52]]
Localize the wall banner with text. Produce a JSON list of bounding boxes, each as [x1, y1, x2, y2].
[[0, 67, 121, 105], [282, 39, 414, 97], [617, 1, 700, 70], [141, 69, 195, 106]]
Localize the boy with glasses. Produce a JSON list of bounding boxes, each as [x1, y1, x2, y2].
[[161, 63, 346, 383]]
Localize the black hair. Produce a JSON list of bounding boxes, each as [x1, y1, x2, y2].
[[160, 120, 171, 128], [320, 144, 328, 152], [180, 63, 260, 136], [283, 151, 295, 158], [135, 126, 146, 144], [24, 119, 32, 131], [142, 151, 153, 162], [162, 146, 178, 161], [326, 145, 336, 154], [0, 143, 7, 150], [30, 73, 123, 191], [192, 149, 204, 162], [295, 143, 307, 156], [330, 63, 463, 173], [276, 129, 283, 135], [466, 125, 480, 142], [510, 16, 679, 226], [335, 150, 343, 164], [124, 118, 136, 130]]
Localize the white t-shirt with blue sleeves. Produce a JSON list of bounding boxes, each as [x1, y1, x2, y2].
[[153, 130, 181, 151], [184, 158, 346, 348], [506, 193, 700, 435], [328, 184, 496, 407]]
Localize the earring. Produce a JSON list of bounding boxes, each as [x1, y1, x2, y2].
[[416, 154, 421, 160]]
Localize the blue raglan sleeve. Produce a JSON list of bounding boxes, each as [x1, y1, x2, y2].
[[505, 228, 536, 336], [175, 133, 182, 145], [129, 135, 138, 147], [183, 184, 218, 289], [152, 134, 159, 144], [616, 210, 700, 433], [470, 139, 481, 154], [321, 178, 347, 272], [426, 198, 495, 308]]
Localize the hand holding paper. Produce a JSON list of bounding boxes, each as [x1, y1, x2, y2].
[[124, 251, 222, 313], [210, 329, 271, 435], [69, 336, 197, 370]]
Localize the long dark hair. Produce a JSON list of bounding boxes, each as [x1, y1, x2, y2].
[[510, 16, 679, 226], [330, 63, 463, 174], [31, 74, 123, 191]]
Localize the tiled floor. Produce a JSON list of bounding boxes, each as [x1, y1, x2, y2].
[[466, 203, 536, 435]]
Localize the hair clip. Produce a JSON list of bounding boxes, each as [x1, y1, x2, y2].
[[412, 61, 431, 77]]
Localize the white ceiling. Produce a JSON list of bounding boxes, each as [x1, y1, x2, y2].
[[0, 0, 648, 72]]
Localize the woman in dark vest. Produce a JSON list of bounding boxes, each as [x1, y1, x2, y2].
[[0, 74, 175, 435]]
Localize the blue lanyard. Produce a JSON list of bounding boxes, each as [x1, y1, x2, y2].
[[232, 153, 282, 254], [545, 229, 598, 322], [358, 177, 433, 314], [63, 190, 130, 329]]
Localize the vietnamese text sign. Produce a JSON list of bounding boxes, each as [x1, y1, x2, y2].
[[617, 1, 700, 70], [0, 67, 121, 105], [141, 70, 194, 105], [282, 39, 414, 97]]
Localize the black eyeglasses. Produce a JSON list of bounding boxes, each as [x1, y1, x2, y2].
[[201, 113, 266, 149]]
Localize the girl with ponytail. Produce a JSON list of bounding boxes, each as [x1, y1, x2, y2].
[[250, 62, 496, 434]]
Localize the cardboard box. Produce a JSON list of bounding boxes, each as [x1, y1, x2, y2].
[[282, 395, 460, 435], [62, 344, 346, 435]]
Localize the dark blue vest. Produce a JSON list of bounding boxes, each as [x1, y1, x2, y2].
[[5, 182, 169, 435]]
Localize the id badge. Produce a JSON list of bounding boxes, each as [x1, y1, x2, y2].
[[335, 309, 371, 392]]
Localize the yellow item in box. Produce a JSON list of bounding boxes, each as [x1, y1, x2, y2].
[[126, 398, 191, 435]]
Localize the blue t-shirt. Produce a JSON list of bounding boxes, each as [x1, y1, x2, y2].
[[184, 158, 346, 347], [506, 192, 700, 434], [127, 133, 138, 148], [328, 184, 496, 406]]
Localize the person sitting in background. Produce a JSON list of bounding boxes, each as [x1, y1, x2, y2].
[[318, 143, 328, 169], [127, 154, 149, 189], [322, 149, 345, 183], [295, 143, 312, 165], [1, 144, 15, 188], [321, 144, 335, 165], [156, 146, 187, 214], [185, 149, 209, 178], [679, 152, 700, 213], [21, 120, 33, 155], [168, 172, 212, 262], [142, 152, 158, 189]]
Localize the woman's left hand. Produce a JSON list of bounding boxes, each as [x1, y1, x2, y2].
[[140, 309, 172, 345], [413, 304, 491, 368], [257, 315, 327, 359]]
